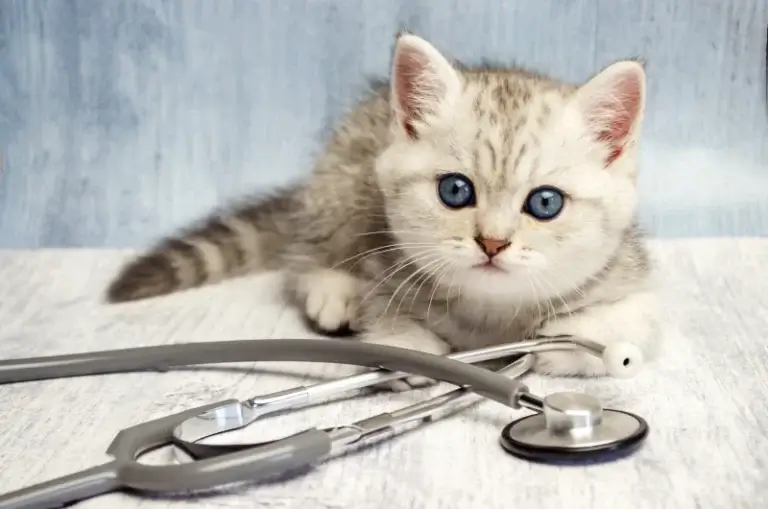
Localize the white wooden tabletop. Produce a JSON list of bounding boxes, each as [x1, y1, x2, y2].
[[1, 240, 767, 509]]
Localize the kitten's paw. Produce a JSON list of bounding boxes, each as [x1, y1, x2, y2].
[[533, 322, 607, 377], [378, 374, 437, 393], [532, 350, 606, 377], [295, 269, 361, 334], [533, 290, 659, 378], [361, 328, 451, 392]]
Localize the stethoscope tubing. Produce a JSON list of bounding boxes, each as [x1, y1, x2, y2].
[[0, 338, 529, 408], [0, 340, 550, 509], [0, 338, 646, 509]]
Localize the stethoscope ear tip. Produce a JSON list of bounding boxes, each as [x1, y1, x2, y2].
[[602, 342, 644, 378]]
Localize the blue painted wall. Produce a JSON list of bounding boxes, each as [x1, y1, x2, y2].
[[0, 0, 766, 248]]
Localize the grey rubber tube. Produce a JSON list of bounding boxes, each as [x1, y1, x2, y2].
[[0, 399, 333, 509], [0, 339, 528, 408], [0, 463, 120, 509]]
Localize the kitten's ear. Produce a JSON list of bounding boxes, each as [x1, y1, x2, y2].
[[390, 34, 461, 139], [572, 61, 646, 167]]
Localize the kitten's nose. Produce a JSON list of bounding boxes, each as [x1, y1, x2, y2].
[[474, 237, 510, 257]]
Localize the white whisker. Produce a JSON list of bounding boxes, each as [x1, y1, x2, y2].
[[355, 249, 443, 320], [530, 270, 558, 322], [426, 260, 455, 322], [332, 242, 436, 269], [394, 257, 448, 321], [524, 267, 544, 322], [408, 259, 451, 314], [383, 255, 444, 323]]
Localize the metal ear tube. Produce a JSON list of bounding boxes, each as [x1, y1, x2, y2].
[[507, 336, 644, 378]]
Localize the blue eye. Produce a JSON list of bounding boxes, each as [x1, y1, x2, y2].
[[523, 186, 565, 220], [437, 173, 476, 209]]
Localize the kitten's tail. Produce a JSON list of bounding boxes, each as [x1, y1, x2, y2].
[[105, 190, 295, 303]]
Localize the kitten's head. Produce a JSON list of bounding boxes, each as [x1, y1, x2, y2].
[[375, 34, 646, 301]]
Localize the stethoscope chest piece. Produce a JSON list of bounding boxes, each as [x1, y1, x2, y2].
[[500, 392, 649, 465]]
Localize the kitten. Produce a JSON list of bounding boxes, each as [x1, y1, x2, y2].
[[106, 33, 661, 391]]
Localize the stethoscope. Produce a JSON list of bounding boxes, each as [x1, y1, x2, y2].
[[0, 336, 648, 509]]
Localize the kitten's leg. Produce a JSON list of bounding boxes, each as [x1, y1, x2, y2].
[[289, 272, 452, 391], [533, 291, 661, 377], [286, 268, 365, 334], [359, 319, 452, 392]]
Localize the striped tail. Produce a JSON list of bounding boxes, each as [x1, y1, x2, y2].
[[105, 193, 293, 303]]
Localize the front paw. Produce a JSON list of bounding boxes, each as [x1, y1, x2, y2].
[[292, 269, 362, 334], [533, 290, 659, 378], [361, 327, 451, 392], [532, 350, 607, 377], [375, 374, 438, 393]]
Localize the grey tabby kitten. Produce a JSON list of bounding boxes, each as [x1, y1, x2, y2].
[[107, 34, 661, 391]]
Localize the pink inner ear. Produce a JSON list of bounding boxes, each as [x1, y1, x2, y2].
[[394, 47, 443, 139], [586, 73, 642, 165]]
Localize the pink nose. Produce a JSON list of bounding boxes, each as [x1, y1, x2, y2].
[[475, 237, 510, 257]]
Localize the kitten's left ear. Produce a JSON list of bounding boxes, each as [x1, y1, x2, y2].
[[572, 61, 646, 167]]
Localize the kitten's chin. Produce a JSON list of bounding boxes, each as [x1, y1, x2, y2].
[[471, 260, 508, 273], [446, 263, 533, 296], [450, 271, 535, 300], [467, 255, 543, 274]]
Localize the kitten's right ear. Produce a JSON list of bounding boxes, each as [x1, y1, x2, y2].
[[390, 34, 461, 139], [571, 60, 646, 167]]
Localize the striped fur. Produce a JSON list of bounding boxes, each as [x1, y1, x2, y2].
[[106, 190, 296, 301]]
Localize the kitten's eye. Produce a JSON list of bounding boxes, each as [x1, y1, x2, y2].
[[437, 173, 476, 209], [523, 186, 565, 220]]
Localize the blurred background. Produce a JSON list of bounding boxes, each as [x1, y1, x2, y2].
[[0, 0, 766, 248]]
